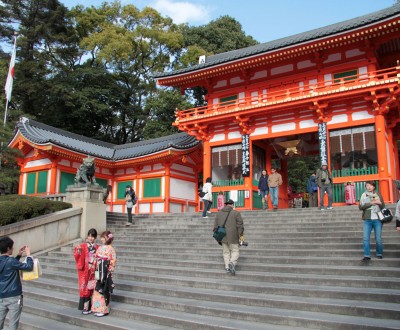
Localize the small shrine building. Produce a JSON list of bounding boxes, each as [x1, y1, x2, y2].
[[154, 3, 400, 209], [9, 117, 202, 214]]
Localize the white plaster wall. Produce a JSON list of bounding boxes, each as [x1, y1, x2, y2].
[[59, 159, 70, 167], [251, 127, 269, 136], [297, 60, 315, 70], [142, 165, 151, 172], [21, 173, 26, 195], [171, 163, 194, 174], [300, 120, 318, 129], [210, 134, 226, 142], [271, 64, 293, 75], [329, 114, 348, 124], [153, 164, 164, 170], [126, 167, 136, 174], [102, 168, 112, 175], [271, 122, 296, 133], [113, 204, 123, 213], [153, 202, 164, 213], [25, 158, 52, 168], [228, 131, 241, 139], [251, 70, 267, 80], [352, 111, 374, 121], [26, 150, 34, 158], [346, 48, 365, 58], [139, 203, 150, 213], [170, 203, 182, 213], [214, 80, 227, 88], [324, 53, 341, 63], [230, 76, 244, 84], [170, 178, 196, 200]]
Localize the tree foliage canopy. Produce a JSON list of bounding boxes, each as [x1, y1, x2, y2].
[[0, 0, 258, 184]]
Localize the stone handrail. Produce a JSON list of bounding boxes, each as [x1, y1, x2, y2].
[[0, 207, 82, 255]]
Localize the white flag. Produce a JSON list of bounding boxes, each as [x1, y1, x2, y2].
[[4, 36, 17, 102]]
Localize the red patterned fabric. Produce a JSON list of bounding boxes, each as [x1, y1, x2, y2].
[[73, 243, 98, 298]]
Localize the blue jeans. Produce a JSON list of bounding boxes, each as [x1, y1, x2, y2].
[[319, 185, 332, 208], [363, 220, 383, 257], [270, 187, 279, 207], [202, 199, 212, 217], [0, 295, 22, 330]]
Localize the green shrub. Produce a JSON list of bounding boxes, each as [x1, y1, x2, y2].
[[0, 195, 72, 226]]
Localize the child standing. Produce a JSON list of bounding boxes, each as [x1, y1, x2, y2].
[[91, 231, 116, 317], [73, 228, 98, 314]]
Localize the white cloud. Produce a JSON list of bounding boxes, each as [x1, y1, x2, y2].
[[151, 0, 211, 24]]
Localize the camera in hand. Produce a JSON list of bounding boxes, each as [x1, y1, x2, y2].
[[239, 240, 248, 247]]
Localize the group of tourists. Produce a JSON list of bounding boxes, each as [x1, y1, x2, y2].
[[201, 161, 400, 275], [257, 168, 283, 210]]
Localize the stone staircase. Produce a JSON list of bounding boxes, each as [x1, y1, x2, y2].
[[17, 206, 400, 329]]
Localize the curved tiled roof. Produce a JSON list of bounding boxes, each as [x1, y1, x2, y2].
[[13, 117, 199, 161], [154, 3, 400, 79]]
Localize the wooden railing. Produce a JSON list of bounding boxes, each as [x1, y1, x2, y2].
[[332, 166, 378, 178], [175, 66, 400, 122]]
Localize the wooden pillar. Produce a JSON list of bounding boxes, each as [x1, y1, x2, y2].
[[19, 171, 24, 195], [134, 167, 141, 214], [265, 145, 272, 209], [49, 160, 57, 194], [280, 159, 288, 208], [164, 163, 171, 213], [203, 140, 211, 181], [375, 114, 390, 201], [245, 138, 253, 209]]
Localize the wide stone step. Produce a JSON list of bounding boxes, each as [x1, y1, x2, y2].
[[41, 256, 400, 285], [36, 261, 400, 298], [23, 277, 400, 329], [58, 246, 400, 258], [23, 284, 302, 330]]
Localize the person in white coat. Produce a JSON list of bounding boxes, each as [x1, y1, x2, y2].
[[202, 177, 213, 218]]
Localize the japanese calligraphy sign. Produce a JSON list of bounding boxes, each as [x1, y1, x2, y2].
[[241, 134, 250, 177], [318, 123, 328, 166]]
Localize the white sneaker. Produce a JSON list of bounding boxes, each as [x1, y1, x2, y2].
[[327, 207, 333, 210], [207, 211, 212, 214], [202, 216, 209, 219]]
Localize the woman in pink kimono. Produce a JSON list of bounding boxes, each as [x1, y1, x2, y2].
[[91, 231, 116, 317]]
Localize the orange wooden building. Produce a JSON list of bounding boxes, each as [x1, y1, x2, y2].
[[9, 117, 202, 214], [155, 3, 400, 209]]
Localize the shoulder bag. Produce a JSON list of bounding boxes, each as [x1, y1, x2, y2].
[[213, 209, 232, 242], [377, 208, 393, 223]]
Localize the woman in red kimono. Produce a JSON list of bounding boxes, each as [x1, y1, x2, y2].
[[73, 228, 98, 314]]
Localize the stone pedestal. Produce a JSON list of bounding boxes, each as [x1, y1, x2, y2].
[[65, 184, 106, 239]]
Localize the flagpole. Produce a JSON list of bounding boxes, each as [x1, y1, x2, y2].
[[1, 33, 18, 169]]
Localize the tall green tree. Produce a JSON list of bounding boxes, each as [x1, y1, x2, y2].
[[71, 2, 184, 143], [177, 16, 259, 107]]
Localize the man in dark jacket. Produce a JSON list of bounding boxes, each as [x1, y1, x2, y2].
[[213, 199, 244, 275], [257, 170, 269, 210], [0, 236, 33, 330], [315, 162, 333, 210]]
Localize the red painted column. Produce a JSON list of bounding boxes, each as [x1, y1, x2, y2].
[[49, 160, 57, 194], [165, 163, 171, 213], [375, 114, 390, 201]]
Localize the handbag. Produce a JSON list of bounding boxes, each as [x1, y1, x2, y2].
[[377, 208, 393, 223], [199, 191, 206, 198], [22, 258, 42, 281], [213, 209, 232, 242]]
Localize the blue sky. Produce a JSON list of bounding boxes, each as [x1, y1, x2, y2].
[[61, 0, 397, 43]]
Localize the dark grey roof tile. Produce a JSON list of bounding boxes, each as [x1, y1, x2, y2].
[[14, 117, 199, 161], [154, 3, 400, 79]]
